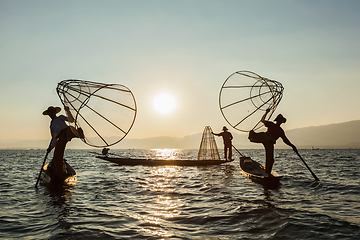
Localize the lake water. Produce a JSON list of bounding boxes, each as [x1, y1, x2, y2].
[[1, 148, 360, 239]]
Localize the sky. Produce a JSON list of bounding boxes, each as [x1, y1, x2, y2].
[[1, 0, 360, 146]]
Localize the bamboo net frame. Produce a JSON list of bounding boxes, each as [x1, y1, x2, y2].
[[197, 126, 221, 161]]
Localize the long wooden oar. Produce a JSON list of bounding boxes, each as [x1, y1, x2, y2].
[[232, 144, 245, 157], [295, 150, 320, 181], [35, 141, 52, 188]]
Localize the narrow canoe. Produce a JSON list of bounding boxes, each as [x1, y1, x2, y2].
[[40, 160, 77, 186], [239, 156, 282, 186], [96, 156, 234, 166]]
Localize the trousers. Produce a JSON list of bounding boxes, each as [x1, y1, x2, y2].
[[249, 130, 275, 175], [51, 127, 78, 174], [224, 145, 232, 160]]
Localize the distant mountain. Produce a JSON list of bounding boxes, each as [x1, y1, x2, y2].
[[119, 134, 205, 149], [1, 120, 359, 149], [119, 120, 360, 149], [234, 120, 360, 149], [282, 120, 360, 149]]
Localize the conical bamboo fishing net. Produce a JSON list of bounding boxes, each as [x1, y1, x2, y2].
[[56, 79, 137, 148], [219, 71, 284, 132], [197, 126, 221, 161]]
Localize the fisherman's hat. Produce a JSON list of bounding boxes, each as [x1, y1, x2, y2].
[[43, 106, 61, 115], [274, 114, 286, 123], [222, 126, 228, 131]]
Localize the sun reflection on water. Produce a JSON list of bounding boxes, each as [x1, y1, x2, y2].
[[152, 148, 179, 160], [151, 195, 183, 218], [150, 166, 181, 178], [133, 193, 182, 238], [141, 227, 173, 238], [133, 151, 185, 238]]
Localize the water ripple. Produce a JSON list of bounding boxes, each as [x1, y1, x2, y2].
[[1, 149, 360, 239]]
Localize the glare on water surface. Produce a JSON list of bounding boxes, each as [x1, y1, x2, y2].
[[153, 148, 179, 160], [134, 149, 184, 238]]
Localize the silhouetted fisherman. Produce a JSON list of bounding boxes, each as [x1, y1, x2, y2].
[[43, 106, 83, 174], [102, 148, 110, 156], [249, 109, 297, 177], [213, 126, 233, 160]]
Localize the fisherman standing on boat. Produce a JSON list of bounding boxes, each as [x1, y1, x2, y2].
[[248, 109, 297, 177], [43, 106, 82, 175], [213, 126, 233, 161]]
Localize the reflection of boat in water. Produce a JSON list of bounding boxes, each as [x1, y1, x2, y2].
[[40, 160, 77, 187], [239, 157, 282, 187], [96, 155, 233, 166]]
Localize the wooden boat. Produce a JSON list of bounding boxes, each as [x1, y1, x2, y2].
[[96, 155, 234, 166], [40, 160, 77, 186], [239, 156, 282, 186]]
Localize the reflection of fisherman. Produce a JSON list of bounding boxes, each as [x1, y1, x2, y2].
[[212, 126, 233, 160], [249, 109, 297, 176], [43, 106, 83, 174]]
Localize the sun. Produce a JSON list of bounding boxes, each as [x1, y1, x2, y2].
[[153, 93, 176, 115]]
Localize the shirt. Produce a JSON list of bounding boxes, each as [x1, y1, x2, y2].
[[264, 121, 285, 141], [217, 131, 233, 147], [49, 115, 69, 150]]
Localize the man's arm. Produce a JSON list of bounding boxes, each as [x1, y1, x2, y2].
[[282, 135, 298, 153], [261, 108, 270, 123]]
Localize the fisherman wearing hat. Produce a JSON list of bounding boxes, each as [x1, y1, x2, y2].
[[213, 126, 233, 161], [43, 106, 82, 174], [249, 109, 297, 177]]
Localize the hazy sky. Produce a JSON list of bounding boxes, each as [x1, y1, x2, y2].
[[1, 0, 359, 145]]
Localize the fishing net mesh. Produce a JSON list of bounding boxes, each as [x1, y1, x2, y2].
[[219, 71, 284, 132], [56, 79, 137, 148], [197, 126, 221, 161]]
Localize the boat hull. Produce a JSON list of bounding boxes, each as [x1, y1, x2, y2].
[[96, 156, 233, 166], [239, 156, 282, 186], [40, 160, 77, 186]]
